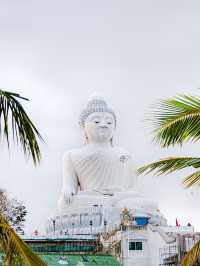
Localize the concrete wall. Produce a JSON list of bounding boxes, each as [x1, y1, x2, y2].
[[121, 225, 169, 266], [147, 226, 167, 266], [121, 228, 149, 266]]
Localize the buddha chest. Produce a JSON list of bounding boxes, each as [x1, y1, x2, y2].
[[70, 147, 134, 191]]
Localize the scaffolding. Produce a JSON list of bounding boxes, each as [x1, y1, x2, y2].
[[159, 232, 200, 266], [25, 237, 102, 254], [159, 245, 178, 266]]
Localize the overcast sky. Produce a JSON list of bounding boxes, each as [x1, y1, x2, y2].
[[0, 0, 200, 234]]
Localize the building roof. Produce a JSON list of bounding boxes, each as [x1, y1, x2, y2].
[[0, 253, 121, 266], [40, 254, 121, 266]]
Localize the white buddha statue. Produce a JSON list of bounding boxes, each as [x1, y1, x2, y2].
[[58, 95, 160, 222]]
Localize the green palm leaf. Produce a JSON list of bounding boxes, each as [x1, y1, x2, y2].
[[152, 95, 200, 147], [0, 216, 47, 265], [183, 169, 200, 187], [137, 157, 200, 187], [180, 240, 200, 266], [0, 89, 43, 165]]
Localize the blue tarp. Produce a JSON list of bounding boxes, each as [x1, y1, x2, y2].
[[135, 217, 149, 226]]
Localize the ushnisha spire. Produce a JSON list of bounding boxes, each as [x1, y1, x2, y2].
[[79, 93, 116, 128]]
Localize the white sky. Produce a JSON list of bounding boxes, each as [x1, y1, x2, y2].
[[0, 0, 200, 234]]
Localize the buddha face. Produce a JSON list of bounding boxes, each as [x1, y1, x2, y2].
[[84, 112, 115, 143]]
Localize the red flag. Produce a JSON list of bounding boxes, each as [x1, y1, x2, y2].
[[176, 218, 180, 227]]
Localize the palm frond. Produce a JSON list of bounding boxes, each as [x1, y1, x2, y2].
[[183, 169, 200, 188], [137, 157, 200, 175], [137, 157, 200, 187], [151, 95, 200, 147], [0, 90, 43, 165], [180, 240, 200, 266], [0, 215, 47, 265]]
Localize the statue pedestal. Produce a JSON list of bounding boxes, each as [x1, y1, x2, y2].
[[48, 191, 167, 236]]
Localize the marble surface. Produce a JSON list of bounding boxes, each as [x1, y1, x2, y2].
[[54, 96, 167, 235]]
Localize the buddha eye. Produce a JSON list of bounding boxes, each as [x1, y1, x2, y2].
[[107, 122, 112, 125], [95, 121, 100, 124]]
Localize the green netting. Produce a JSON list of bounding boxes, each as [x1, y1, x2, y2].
[[41, 254, 121, 266]]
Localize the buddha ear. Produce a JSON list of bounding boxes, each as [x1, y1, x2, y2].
[[84, 131, 89, 145], [110, 137, 114, 146]]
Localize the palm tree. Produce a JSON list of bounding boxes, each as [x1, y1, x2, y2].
[[180, 240, 200, 266], [137, 95, 200, 265], [0, 89, 46, 265], [0, 216, 46, 265]]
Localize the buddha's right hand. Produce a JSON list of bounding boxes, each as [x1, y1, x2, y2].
[[63, 191, 74, 205]]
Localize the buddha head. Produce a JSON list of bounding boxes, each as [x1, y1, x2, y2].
[[79, 95, 116, 144]]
